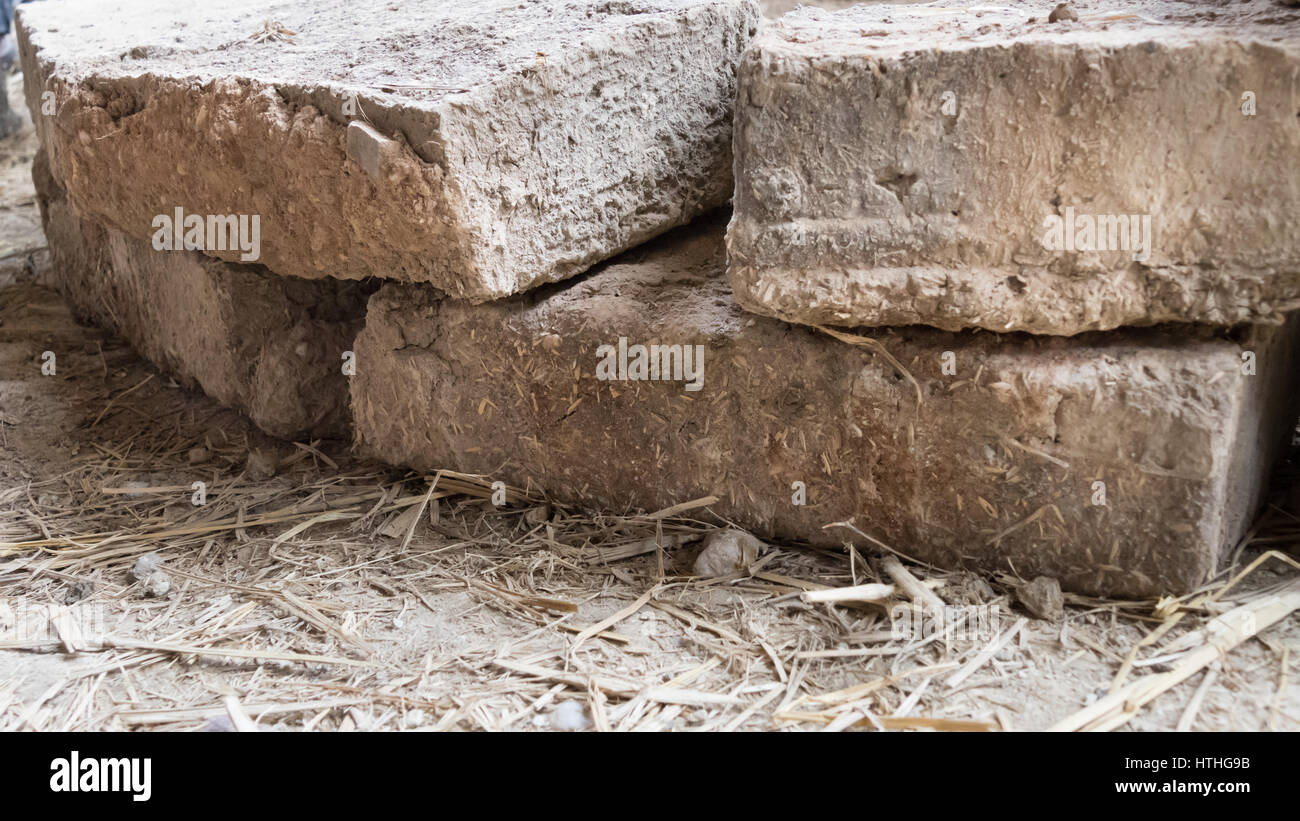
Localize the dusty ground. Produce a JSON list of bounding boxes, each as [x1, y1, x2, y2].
[[0, 65, 1296, 733]]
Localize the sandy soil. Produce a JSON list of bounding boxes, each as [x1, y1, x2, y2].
[[0, 61, 1296, 733]]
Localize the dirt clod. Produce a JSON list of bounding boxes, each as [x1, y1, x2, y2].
[[61, 580, 94, 604], [538, 333, 562, 352], [1018, 576, 1065, 621], [524, 505, 552, 526], [246, 448, 280, 479], [1048, 3, 1078, 22], [693, 529, 763, 578]]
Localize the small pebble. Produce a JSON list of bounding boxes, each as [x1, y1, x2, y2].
[[550, 701, 591, 731], [405, 709, 428, 728], [143, 571, 171, 598], [130, 551, 163, 581], [200, 715, 275, 731]]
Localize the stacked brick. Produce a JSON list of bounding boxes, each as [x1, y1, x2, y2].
[[21, 0, 1300, 595]]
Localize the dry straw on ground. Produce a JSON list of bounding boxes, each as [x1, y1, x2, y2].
[[0, 341, 1296, 731]]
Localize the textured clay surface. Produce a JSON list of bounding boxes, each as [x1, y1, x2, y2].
[[729, 0, 1300, 335], [353, 215, 1300, 597], [760, 0, 895, 16], [18, 0, 759, 299], [34, 150, 367, 440]]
